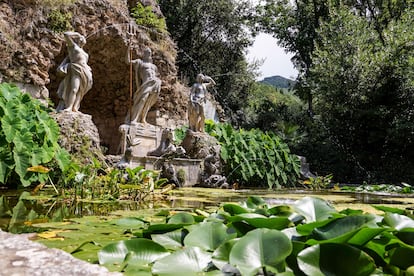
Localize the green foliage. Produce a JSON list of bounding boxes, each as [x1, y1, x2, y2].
[[260, 75, 296, 90], [61, 161, 167, 202], [302, 174, 333, 190], [47, 9, 73, 33], [309, 4, 414, 182], [159, 0, 259, 123], [0, 83, 70, 187], [131, 2, 167, 33], [206, 121, 300, 188], [36, 196, 414, 275]]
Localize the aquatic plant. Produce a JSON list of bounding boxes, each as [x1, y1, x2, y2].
[[206, 121, 300, 189], [36, 196, 414, 275], [0, 83, 70, 187]]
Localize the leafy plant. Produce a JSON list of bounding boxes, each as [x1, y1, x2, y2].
[[0, 83, 70, 187], [131, 3, 167, 33], [206, 121, 300, 189], [302, 174, 333, 190], [47, 10, 73, 33], [36, 195, 414, 275]]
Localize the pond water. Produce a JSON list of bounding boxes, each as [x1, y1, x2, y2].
[[1, 187, 414, 233]]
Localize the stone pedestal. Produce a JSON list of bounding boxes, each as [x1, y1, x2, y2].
[[119, 123, 160, 157]]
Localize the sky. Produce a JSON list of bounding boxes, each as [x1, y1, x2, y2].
[[246, 33, 298, 80]]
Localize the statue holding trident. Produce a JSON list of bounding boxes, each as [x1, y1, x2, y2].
[[56, 31, 93, 112], [188, 73, 216, 132], [125, 24, 161, 125]]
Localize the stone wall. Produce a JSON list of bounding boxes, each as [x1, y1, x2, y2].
[[0, 0, 188, 154]]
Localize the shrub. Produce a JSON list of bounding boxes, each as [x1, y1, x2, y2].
[[206, 121, 300, 189], [47, 9, 73, 33], [0, 83, 70, 187], [131, 2, 167, 33]]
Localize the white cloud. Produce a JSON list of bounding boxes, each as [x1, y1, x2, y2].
[[247, 33, 298, 80]]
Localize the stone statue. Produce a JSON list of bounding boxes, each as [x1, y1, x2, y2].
[[188, 73, 216, 132], [125, 47, 161, 125], [56, 31, 93, 112]]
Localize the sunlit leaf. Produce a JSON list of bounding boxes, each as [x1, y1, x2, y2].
[[229, 228, 292, 275], [184, 221, 237, 251], [297, 243, 376, 276], [293, 197, 337, 222], [98, 238, 169, 266], [152, 246, 211, 275]]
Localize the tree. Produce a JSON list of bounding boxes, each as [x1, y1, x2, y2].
[[309, 4, 414, 182], [158, 0, 258, 123], [255, 0, 330, 116]]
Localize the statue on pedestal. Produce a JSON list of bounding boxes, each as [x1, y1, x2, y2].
[[125, 46, 161, 125], [56, 31, 93, 112], [188, 73, 216, 132]]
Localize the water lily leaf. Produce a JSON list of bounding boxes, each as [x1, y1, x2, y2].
[[389, 247, 414, 270], [228, 213, 292, 230], [396, 229, 414, 246], [98, 238, 169, 266], [373, 205, 406, 215], [383, 213, 414, 230], [297, 243, 376, 276], [151, 246, 212, 275], [229, 228, 292, 275], [184, 221, 237, 251], [222, 203, 251, 215], [168, 212, 195, 224], [212, 239, 239, 270], [312, 214, 378, 240], [246, 196, 267, 209], [293, 197, 337, 222], [151, 229, 186, 250], [112, 217, 146, 228]]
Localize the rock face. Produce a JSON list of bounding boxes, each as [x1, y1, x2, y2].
[[0, 0, 188, 154], [51, 111, 105, 164]]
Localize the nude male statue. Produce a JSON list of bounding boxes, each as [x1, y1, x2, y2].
[[125, 47, 161, 125]]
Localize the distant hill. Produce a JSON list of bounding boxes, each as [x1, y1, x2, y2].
[[260, 75, 296, 89]]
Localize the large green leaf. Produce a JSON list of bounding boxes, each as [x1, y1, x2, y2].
[[229, 228, 292, 275], [389, 247, 414, 269], [151, 229, 186, 250], [212, 239, 239, 270], [293, 197, 337, 222], [151, 246, 212, 275], [297, 243, 376, 276], [312, 214, 378, 240], [167, 212, 195, 224], [184, 221, 237, 251], [228, 213, 293, 230], [98, 238, 169, 266], [383, 213, 414, 230], [13, 149, 31, 187]]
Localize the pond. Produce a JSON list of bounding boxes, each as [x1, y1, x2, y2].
[[1, 187, 414, 233]]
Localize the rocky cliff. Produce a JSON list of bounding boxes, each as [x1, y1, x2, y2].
[[0, 0, 188, 154]]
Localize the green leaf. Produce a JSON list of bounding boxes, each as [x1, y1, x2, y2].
[[229, 228, 292, 275], [389, 247, 414, 270], [212, 239, 239, 270], [222, 203, 251, 215], [228, 213, 292, 230], [383, 213, 414, 230], [151, 229, 186, 250], [297, 243, 376, 276], [168, 212, 195, 224], [152, 246, 212, 275], [184, 221, 237, 251], [98, 238, 169, 266], [312, 214, 378, 240], [293, 197, 337, 222]]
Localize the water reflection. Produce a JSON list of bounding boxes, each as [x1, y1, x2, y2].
[[1, 187, 414, 233]]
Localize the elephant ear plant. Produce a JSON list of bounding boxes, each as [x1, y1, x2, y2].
[[0, 83, 70, 187]]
